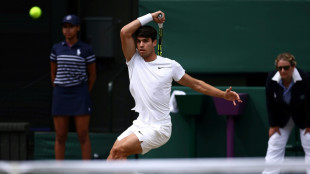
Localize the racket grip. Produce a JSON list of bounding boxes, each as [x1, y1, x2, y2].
[[157, 13, 164, 28]]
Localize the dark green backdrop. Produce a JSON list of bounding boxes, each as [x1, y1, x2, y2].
[[139, 0, 310, 73]]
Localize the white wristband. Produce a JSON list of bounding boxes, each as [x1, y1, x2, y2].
[[137, 13, 153, 26]]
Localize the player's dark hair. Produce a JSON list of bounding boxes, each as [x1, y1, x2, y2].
[[135, 25, 157, 41]]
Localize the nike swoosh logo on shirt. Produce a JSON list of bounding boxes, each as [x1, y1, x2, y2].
[[158, 67, 170, 69]]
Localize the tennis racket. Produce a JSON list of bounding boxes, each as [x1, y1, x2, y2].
[[157, 13, 163, 56]]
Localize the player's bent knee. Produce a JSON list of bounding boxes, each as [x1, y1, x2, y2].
[[109, 145, 128, 159]]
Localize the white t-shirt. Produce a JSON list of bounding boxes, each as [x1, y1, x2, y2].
[[127, 51, 185, 125]]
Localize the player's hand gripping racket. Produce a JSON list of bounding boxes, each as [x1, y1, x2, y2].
[[157, 13, 163, 56]]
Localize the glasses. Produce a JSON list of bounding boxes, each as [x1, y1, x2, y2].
[[276, 65, 291, 71]]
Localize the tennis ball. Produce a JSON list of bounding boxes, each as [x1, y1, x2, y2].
[[29, 6, 42, 19]]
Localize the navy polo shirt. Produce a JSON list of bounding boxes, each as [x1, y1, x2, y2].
[[50, 40, 96, 87]]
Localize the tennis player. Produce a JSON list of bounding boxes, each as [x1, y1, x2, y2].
[[107, 11, 242, 160]]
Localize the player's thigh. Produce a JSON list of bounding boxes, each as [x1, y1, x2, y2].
[[115, 133, 142, 155]]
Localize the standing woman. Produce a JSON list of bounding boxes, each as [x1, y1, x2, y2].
[[263, 52, 310, 174], [50, 14, 96, 160]]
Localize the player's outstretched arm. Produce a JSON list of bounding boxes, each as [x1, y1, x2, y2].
[[177, 73, 242, 106]]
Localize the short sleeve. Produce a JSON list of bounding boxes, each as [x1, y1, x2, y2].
[[171, 60, 185, 81]]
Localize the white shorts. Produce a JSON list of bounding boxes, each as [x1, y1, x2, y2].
[[117, 119, 172, 154]]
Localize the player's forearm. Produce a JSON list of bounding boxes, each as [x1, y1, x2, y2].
[[193, 80, 225, 98]]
